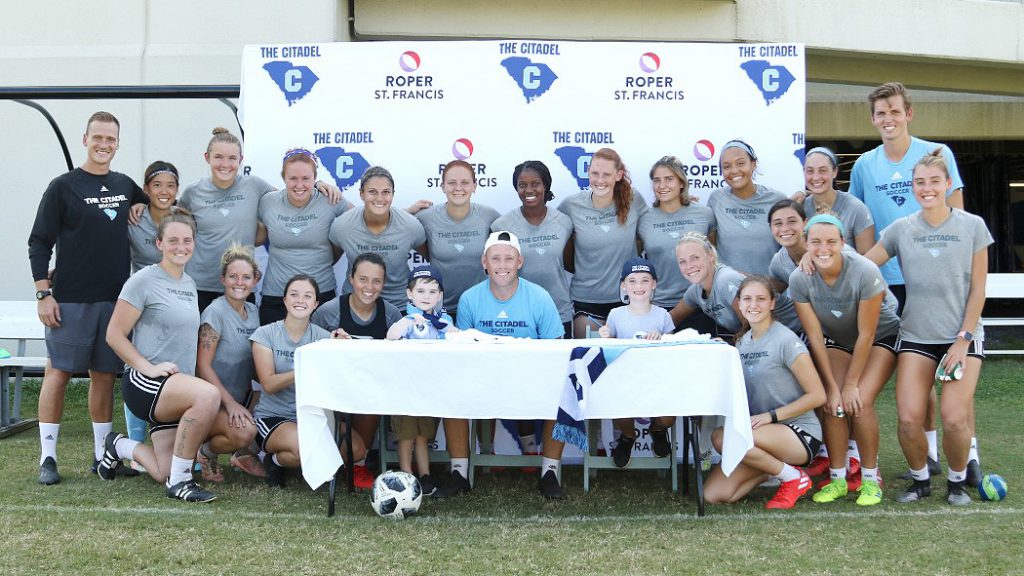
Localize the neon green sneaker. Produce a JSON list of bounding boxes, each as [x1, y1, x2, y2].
[[856, 479, 883, 506], [812, 478, 848, 503]]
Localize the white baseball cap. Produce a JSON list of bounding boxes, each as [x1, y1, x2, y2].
[[484, 230, 521, 255]]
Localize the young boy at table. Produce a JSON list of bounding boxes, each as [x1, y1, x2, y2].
[[598, 257, 677, 468], [385, 265, 457, 495]]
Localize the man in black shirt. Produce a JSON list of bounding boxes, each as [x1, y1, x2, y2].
[[28, 111, 145, 485]]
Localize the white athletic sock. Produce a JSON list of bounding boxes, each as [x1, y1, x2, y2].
[[948, 467, 967, 483], [519, 433, 537, 454], [910, 465, 929, 482], [829, 467, 845, 480], [968, 437, 980, 463], [39, 423, 60, 464], [354, 458, 366, 467], [272, 454, 283, 467], [815, 443, 828, 458], [541, 457, 560, 477], [774, 464, 801, 483], [115, 437, 141, 461], [862, 467, 879, 483], [450, 458, 469, 478], [925, 430, 939, 461], [848, 440, 860, 462], [92, 422, 113, 461], [168, 456, 194, 485]]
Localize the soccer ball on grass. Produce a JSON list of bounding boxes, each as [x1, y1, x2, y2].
[[370, 470, 422, 519]]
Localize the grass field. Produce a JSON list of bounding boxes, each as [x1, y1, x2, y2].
[[2, 361, 1022, 575]]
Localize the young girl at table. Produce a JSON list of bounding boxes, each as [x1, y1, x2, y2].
[[385, 264, 458, 495], [703, 276, 826, 510], [311, 252, 403, 488], [597, 257, 676, 468], [251, 274, 367, 488], [790, 215, 900, 506], [865, 150, 992, 506]]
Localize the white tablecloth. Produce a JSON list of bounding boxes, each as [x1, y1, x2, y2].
[[295, 338, 753, 488]]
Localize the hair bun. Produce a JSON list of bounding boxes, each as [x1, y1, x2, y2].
[[212, 127, 229, 136]]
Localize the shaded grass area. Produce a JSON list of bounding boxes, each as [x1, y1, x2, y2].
[[1, 360, 1022, 575]]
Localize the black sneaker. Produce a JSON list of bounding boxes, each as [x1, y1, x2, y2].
[[899, 456, 942, 480], [946, 479, 971, 506], [612, 436, 634, 468], [418, 474, 437, 497], [97, 432, 124, 480], [650, 429, 671, 458], [896, 479, 932, 503], [538, 470, 564, 499], [165, 479, 217, 503], [966, 459, 983, 487], [432, 470, 471, 498], [38, 457, 60, 485], [265, 455, 286, 489]]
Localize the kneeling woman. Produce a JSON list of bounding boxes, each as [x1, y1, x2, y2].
[[250, 274, 368, 488], [790, 215, 899, 506], [100, 213, 221, 503], [703, 276, 826, 510]]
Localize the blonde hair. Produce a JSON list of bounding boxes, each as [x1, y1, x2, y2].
[[207, 127, 242, 154], [734, 275, 777, 341], [156, 212, 196, 240], [220, 243, 259, 277], [913, 147, 951, 180], [676, 231, 718, 264]]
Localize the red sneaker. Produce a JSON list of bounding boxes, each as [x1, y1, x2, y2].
[[352, 464, 375, 489], [847, 466, 862, 492], [848, 457, 861, 477], [803, 455, 830, 478], [230, 452, 266, 478], [766, 470, 812, 510]]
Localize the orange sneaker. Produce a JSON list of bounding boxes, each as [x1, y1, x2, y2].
[[765, 470, 812, 510], [352, 464, 375, 489], [803, 455, 830, 478], [230, 452, 266, 478]]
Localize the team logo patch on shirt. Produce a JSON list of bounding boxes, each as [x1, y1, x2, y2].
[[929, 248, 941, 258], [891, 196, 906, 207], [831, 310, 843, 318], [289, 227, 302, 235], [600, 225, 610, 232], [103, 209, 117, 221], [219, 208, 230, 217], [497, 310, 509, 319], [535, 247, 546, 255], [739, 219, 751, 229], [454, 244, 464, 252]]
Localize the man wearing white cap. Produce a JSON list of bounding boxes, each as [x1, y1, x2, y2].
[[433, 230, 566, 499]]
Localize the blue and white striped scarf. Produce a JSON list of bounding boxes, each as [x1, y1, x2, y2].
[[552, 346, 627, 451]]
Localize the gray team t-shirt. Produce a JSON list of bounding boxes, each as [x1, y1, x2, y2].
[[558, 191, 648, 303], [258, 190, 348, 296], [328, 208, 427, 308], [737, 321, 821, 440], [250, 321, 331, 419], [200, 296, 259, 403], [638, 203, 717, 307], [491, 208, 574, 323], [129, 208, 186, 273], [768, 244, 857, 291], [311, 295, 402, 334], [879, 209, 993, 343], [118, 264, 200, 375], [416, 202, 500, 312], [682, 265, 744, 333], [803, 191, 874, 249], [605, 305, 675, 338], [788, 252, 900, 350], [706, 184, 786, 275], [179, 175, 274, 291]]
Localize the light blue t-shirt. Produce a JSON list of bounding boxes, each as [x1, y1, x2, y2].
[[848, 137, 963, 285], [456, 277, 563, 339]]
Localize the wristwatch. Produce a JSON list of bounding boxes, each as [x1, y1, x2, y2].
[[35, 289, 52, 300], [957, 330, 973, 342]]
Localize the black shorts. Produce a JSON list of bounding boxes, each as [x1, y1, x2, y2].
[[782, 423, 822, 467], [825, 333, 899, 356], [896, 338, 985, 361], [121, 367, 179, 434], [255, 416, 296, 453], [572, 301, 618, 324]]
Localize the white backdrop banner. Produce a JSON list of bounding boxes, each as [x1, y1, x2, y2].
[[240, 40, 806, 212]]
